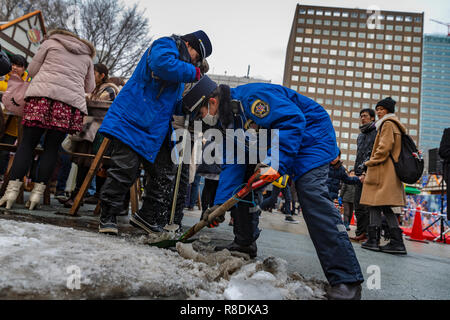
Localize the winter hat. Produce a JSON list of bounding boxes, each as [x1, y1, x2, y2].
[[182, 74, 218, 114], [376, 97, 396, 113], [181, 30, 212, 60]]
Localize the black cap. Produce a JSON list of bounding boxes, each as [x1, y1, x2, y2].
[[181, 30, 212, 60], [376, 97, 396, 113], [182, 75, 217, 114]]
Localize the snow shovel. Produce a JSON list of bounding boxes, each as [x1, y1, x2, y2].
[[164, 116, 190, 233], [149, 166, 280, 248]]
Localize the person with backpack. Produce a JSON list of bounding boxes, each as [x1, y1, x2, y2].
[[359, 97, 407, 254]]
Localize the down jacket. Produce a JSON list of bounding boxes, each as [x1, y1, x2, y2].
[[99, 36, 197, 163], [25, 29, 96, 114]]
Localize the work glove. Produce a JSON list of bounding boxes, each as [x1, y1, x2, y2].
[[195, 67, 202, 81], [272, 174, 289, 188], [201, 205, 225, 228]]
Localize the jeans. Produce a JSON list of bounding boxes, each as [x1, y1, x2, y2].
[[294, 164, 364, 286]]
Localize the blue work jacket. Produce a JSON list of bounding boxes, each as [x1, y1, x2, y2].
[[99, 36, 197, 162], [214, 83, 339, 204]]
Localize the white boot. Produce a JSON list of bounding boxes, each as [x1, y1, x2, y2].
[[26, 182, 46, 210], [0, 179, 23, 209]]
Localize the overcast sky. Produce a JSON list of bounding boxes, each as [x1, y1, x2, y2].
[[124, 0, 450, 85]]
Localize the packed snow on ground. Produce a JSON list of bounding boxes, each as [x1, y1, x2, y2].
[[0, 219, 327, 300]]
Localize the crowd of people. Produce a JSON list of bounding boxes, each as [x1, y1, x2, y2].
[[1, 25, 449, 301]]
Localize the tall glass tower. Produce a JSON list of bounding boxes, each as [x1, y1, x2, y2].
[[420, 35, 450, 153]]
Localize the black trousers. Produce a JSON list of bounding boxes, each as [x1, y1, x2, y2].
[[99, 137, 175, 226], [9, 126, 66, 184], [353, 182, 370, 236], [231, 164, 261, 246], [201, 178, 219, 214]]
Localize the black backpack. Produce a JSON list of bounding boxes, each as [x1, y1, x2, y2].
[[380, 119, 424, 184]]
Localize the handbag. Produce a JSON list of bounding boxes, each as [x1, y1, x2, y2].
[[1, 74, 30, 116]]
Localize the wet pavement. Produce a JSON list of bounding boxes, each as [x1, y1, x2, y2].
[[1, 199, 449, 300]]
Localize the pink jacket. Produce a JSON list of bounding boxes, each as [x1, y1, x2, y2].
[[25, 29, 96, 115]]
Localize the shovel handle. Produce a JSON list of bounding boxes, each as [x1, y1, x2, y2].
[[179, 174, 278, 242]]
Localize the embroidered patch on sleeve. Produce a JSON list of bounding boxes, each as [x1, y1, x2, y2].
[[251, 99, 270, 118]]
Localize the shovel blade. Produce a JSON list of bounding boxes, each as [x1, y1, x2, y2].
[[148, 238, 195, 249]]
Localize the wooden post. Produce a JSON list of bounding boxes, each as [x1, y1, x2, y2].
[[129, 179, 139, 214], [69, 137, 110, 215], [44, 185, 51, 205]]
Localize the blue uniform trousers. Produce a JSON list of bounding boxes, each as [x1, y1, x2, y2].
[[231, 164, 261, 246], [295, 164, 364, 286]]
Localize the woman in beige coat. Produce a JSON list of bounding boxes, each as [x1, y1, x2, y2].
[[359, 97, 407, 254], [0, 29, 95, 210]]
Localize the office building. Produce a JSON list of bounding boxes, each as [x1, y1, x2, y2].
[[284, 4, 424, 167], [209, 74, 271, 88], [420, 35, 450, 154]]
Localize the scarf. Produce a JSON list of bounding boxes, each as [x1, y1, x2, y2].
[[375, 113, 396, 131], [359, 121, 376, 134]]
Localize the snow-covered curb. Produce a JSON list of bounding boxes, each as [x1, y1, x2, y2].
[[0, 219, 326, 299]]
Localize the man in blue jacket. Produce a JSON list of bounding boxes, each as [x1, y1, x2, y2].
[[97, 30, 212, 235], [183, 77, 364, 300]]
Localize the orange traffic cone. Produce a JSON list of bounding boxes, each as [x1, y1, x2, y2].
[[406, 206, 428, 243], [350, 213, 356, 226]]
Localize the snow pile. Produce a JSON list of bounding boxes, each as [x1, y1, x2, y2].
[[0, 219, 326, 300]]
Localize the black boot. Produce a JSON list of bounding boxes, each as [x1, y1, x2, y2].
[[130, 211, 164, 233], [379, 228, 407, 254], [326, 282, 362, 300], [361, 225, 380, 251], [214, 241, 257, 258], [98, 203, 118, 235]]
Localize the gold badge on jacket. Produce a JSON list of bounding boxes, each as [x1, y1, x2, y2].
[[251, 99, 270, 118]]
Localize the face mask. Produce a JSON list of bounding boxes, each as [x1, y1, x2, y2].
[[202, 102, 219, 126]]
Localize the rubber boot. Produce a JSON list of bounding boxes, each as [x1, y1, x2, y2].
[[361, 225, 380, 251], [0, 179, 23, 209], [379, 228, 407, 255], [26, 182, 46, 210]]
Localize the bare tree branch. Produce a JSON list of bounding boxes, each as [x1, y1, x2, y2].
[[1, 0, 151, 78]]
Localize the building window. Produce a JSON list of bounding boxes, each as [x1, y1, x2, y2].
[[293, 66, 300, 72], [292, 75, 299, 81]]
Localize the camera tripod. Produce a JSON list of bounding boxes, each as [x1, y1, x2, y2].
[[422, 175, 449, 243]]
